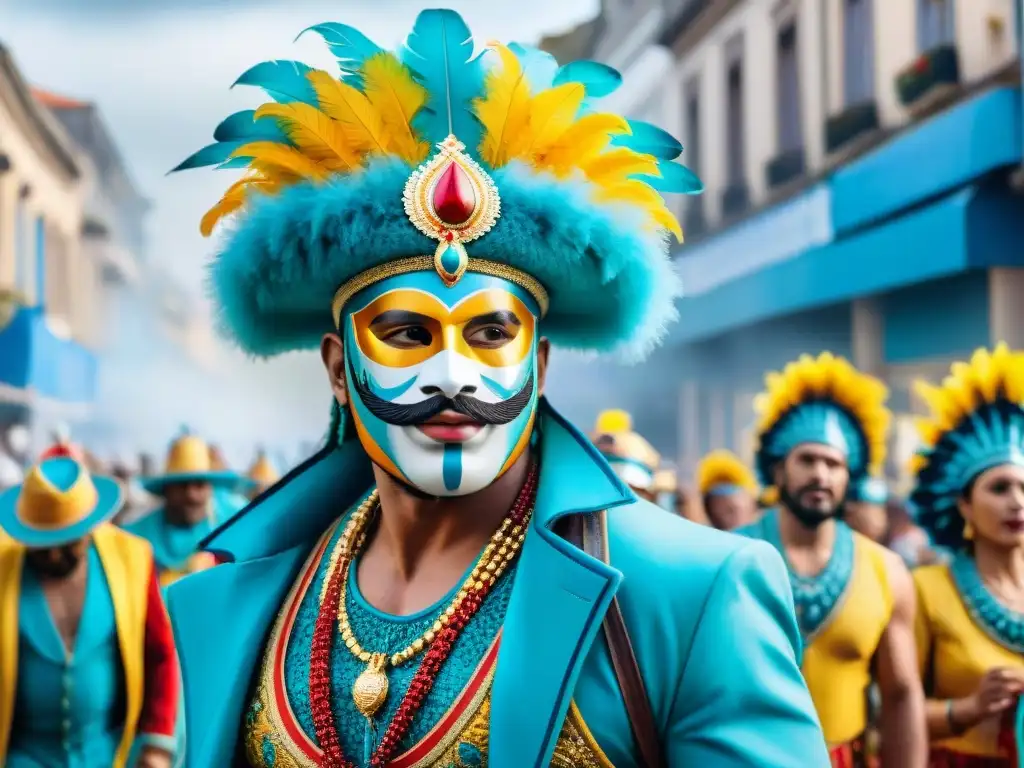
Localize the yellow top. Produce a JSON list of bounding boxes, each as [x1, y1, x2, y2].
[[0, 524, 153, 766], [802, 534, 893, 746], [914, 564, 1024, 758]]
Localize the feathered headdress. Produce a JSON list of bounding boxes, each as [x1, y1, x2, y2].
[[172, 10, 701, 359], [591, 409, 661, 490], [753, 352, 890, 485], [910, 344, 1024, 549], [696, 450, 758, 497]]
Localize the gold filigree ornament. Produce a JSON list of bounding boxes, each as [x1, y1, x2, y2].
[[402, 135, 501, 287], [352, 652, 390, 719]]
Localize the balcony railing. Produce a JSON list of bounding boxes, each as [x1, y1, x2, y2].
[[721, 181, 751, 219], [825, 101, 880, 155], [896, 44, 960, 108], [765, 148, 806, 190]]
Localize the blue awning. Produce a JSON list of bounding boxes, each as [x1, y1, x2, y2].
[[671, 183, 1024, 343], [0, 307, 97, 404]]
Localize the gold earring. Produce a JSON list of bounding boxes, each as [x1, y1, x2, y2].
[[963, 521, 975, 540]]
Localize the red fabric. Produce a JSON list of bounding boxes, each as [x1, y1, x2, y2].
[[929, 749, 1012, 767], [138, 560, 179, 738], [829, 737, 875, 768]]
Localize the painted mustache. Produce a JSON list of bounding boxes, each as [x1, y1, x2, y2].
[[351, 365, 535, 427]]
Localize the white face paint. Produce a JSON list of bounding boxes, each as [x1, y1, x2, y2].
[[343, 271, 541, 497]]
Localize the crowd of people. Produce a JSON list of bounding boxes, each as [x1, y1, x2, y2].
[[1, 7, 1022, 766]]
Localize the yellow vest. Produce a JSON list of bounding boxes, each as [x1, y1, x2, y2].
[[914, 563, 1024, 758], [0, 523, 153, 767], [802, 533, 893, 746]]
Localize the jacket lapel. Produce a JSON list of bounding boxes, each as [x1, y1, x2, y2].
[[166, 543, 309, 768], [489, 403, 632, 768]]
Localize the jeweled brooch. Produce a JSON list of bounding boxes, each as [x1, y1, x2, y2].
[[402, 135, 501, 287]]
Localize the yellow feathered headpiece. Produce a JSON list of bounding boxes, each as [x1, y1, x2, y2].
[[753, 352, 890, 484], [170, 10, 702, 360], [696, 450, 758, 497], [592, 409, 660, 476], [910, 344, 1024, 549]]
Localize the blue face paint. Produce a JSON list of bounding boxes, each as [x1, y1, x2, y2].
[[343, 270, 541, 497]]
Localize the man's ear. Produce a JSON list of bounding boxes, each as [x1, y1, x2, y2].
[[536, 338, 551, 396], [321, 333, 348, 407]]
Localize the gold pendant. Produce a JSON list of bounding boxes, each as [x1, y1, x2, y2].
[[352, 652, 389, 720]]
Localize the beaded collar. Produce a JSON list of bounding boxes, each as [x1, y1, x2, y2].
[[758, 508, 856, 642], [950, 553, 1024, 654]]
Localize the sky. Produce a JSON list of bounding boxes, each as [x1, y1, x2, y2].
[[2, 0, 610, 464]]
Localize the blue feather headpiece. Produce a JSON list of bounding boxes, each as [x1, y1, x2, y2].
[[171, 9, 702, 359], [753, 353, 891, 486], [910, 344, 1024, 550], [848, 476, 889, 504]]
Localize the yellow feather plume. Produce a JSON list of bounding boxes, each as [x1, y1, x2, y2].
[[474, 43, 532, 167], [593, 180, 683, 241], [230, 141, 330, 181], [754, 352, 891, 475], [360, 51, 429, 164], [534, 112, 630, 176], [306, 70, 389, 155], [579, 148, 659, 187], [695, 450, 758, 496], [912, 343, 1024, 452], [253, 103, 360, 171], [200, 173, 284, 236], [517, 82, 586, 156]]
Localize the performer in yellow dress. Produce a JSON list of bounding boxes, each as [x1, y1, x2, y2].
[[695, 449, 759, 531], [739, 352, 928, 767], [909, 344, 1024, 766], [591, 410, 661, 502]]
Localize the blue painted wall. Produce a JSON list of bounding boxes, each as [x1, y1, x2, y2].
[[881, 271, 989, 364]]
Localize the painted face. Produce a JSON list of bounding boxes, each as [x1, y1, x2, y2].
[[343, 271, 540, 497]]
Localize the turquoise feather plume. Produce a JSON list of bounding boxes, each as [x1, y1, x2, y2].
[[634, 161, 704, 195], [215, 156, 256, 170], [611, 120, 683, 160], [552, 60, 622, 98], [170, 141, 248, 172], [298, 22, 381, 88], [508, 42, 559, 91], [213, 110, 288, 142], [401, 9, 484, 155], [232, 60, 318, 105]]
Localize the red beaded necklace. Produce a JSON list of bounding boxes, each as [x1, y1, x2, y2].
[[309, 463, 539, 767]]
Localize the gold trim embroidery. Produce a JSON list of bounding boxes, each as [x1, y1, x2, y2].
[[330, 255, 550, 327]]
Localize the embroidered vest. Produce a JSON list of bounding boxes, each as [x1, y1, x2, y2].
[[242, 524, 612, 768], [0, 524, 153, 767]]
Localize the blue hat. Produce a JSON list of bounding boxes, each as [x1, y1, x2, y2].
[[141, 432, 243, 496], [848, 476, 889, 504], [170, 10, 701, 361], [754, 353, 890, 486], [0, 458, 123, 548], [911, 344, 1024, 550]]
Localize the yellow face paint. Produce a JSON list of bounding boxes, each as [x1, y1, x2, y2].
[[350, 288, 536, 370]]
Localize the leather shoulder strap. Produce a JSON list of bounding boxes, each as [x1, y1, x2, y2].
[[560, 512, 665, 768]]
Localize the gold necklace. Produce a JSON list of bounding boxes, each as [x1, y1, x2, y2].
[[321, 490, 531, 720]]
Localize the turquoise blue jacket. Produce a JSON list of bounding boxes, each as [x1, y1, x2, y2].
[[167, 402, 829, 767]]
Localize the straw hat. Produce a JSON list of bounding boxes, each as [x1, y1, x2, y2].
[[140, 431, 242, 496]]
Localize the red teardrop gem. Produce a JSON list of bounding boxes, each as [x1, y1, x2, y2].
[[432, 163, 476, 225]]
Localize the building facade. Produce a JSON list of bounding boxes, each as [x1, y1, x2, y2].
[[550, 0, 1024, 480], [0, 44, 95, 441]]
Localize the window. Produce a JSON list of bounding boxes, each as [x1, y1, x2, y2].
[[843, 0, 876, 106], [776, 21, 803, 153], [685, 82, 701, 176], [35, 216, 45, 310], [917, 0, 955, 51], [725, 40, 745, 185]]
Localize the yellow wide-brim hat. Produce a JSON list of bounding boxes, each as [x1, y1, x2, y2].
[[247, 452, 280, 488], [141, 434, 244, 496], [0, 458, 123, 548]]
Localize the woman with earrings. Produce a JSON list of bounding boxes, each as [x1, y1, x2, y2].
[[910, 344, 1024, 766]]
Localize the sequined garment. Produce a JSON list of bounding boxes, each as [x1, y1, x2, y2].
[[243, 522, 612, 768]]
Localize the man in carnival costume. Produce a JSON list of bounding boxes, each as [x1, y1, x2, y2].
[[0, 457, 179, 767], [740, 352, 927, 766], [167, 11, 827, 767], [124, 430, 246, 587], [590, 410, 663, 503], [695, 449, 759, 531]]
